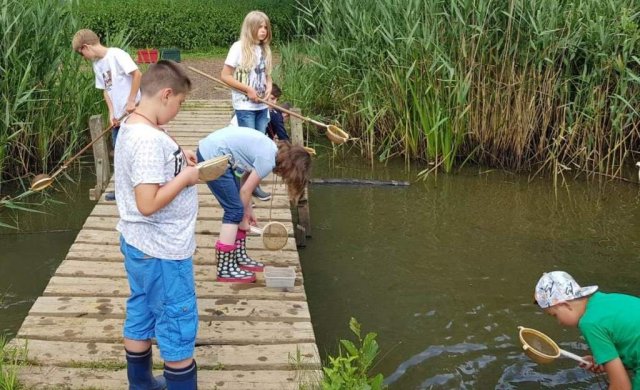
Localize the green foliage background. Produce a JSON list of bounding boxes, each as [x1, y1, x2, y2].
[[77, 0, 298, 50]]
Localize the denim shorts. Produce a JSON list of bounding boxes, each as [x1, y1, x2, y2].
[[235, 108, 269, 134], [196, 150, 244, 224], [120, 236, 198, 362]]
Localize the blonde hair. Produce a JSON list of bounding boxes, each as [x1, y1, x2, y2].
[[72, 29, 100, 51], [273, 142, 311, 203], [141, 60, 192, 97], [239, 11, 272, 74]]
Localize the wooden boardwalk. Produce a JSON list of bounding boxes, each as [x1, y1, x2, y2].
[[9, 100, 321, 389]]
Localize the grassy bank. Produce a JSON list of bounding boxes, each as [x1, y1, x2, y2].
[[280, 0, 640, 178], [0, 0, 104, 189]]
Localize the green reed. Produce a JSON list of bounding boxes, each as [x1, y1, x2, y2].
[[0, 0, 103, 189], [281, 0, 640, 177]]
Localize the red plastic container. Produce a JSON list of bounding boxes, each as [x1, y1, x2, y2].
[[136, 49, 159, 64]]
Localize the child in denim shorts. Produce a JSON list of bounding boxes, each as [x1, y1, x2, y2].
[[197, 126, 311, 283], [115, 60, 200, 389]]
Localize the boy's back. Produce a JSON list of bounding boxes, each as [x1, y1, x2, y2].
[[579, 291, 640, 382], [115, 121, 197, 259]]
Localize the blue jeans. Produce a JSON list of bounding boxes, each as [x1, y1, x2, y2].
[[235, 109, 269, 134], [196, 150, 244, 224], [120, 236, 198, 362]]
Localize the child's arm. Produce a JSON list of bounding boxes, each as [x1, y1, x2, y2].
[[126, 69, 142, 113], [264, 74, 272, 102], [239, 171, 261, 225], [134, 166, 199, 216], [603, 358, 631, 390], [103, 90, 117, 127], [221, 65, 260, 102]]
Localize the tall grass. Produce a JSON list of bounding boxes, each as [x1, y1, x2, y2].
[[280, 0, 640, 177], [0, 0, 103, 191]]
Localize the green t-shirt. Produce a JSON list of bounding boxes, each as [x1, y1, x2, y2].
[[579, 292, 640, 388]]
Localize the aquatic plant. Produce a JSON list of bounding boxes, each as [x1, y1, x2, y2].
[[0, 335, 27, 389], [321, 318, 386, 390], [0, 0, 103, 187], [281, 0, 640, 179]]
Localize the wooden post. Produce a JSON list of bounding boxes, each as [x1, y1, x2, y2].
[[290, 108, 304, 147], [290, 108, 312, 242], [88, 115, 111, 201]]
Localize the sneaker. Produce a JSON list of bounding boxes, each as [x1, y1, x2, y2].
[[252, 186, 271, 201], [105, 191, 116, 201]]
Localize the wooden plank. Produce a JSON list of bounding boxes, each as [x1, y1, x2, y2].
[[74, 230, 298, 251], [66, 243, 300, 265], [28, 296, 310, 321], [90, 204, 293, 221], [9, 339, 320, 370], [44, 276, 305, 300], [15, 366, 322, 390], [54, 260, 302, 280], [81, 216, 294, 235], [10, 100, 320, 388], [17, 317, 316, 345]]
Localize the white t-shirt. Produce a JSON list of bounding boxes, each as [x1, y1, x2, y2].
[[93, 48, 141, 120], [198, 126, 277, 179], [114, 122, 198, 260], [225, 41, 268, 111]]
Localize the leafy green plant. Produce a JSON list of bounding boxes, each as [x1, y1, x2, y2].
[[77, 0, 298, 51], [321, 318, 385, 390]]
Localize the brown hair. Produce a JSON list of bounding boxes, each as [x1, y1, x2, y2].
[[273, 141, 311, 202], [72, 29, 100, 51], [141, 60, 192, 97]]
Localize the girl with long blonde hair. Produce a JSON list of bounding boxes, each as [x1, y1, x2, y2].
[[221, 11, 273, 133]]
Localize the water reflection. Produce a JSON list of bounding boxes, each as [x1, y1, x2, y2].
[[301, 154, 640, 389]]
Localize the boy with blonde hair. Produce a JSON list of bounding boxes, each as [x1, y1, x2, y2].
[[534, 271, 640, 389], [73, 29, 141, 200], [115, 60, 199, 389]]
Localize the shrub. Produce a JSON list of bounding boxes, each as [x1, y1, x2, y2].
[[77, 0, 298, 50]]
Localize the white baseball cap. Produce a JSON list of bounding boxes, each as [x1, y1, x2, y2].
[[534, 271, 598, 309]]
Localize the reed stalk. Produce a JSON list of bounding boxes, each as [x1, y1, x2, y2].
[[0, 0, 103, 188], [282, 0, 640, 177]]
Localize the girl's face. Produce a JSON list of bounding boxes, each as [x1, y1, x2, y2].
[[256, 21, 268, 42]]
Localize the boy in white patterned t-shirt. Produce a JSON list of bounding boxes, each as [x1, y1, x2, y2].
[[114, 60, 199, 389]]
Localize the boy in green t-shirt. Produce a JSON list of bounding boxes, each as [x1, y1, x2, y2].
[[534, 271, 640, 389]]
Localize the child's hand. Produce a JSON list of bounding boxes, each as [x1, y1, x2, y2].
[[125, 99, 137, 114], [183, 150, 197, 166], [179, 165, 199, 186], [244, 208, 257, 226], [246, 87, 260, 103], [111, 117, 120, 128], [579, 355, 606, 373]]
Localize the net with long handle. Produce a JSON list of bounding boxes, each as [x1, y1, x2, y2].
[[251, 174, 289, 251]]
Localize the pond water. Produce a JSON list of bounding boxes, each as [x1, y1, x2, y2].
[[301, 151, 640, 389], [1, 153, 639, 389], [0, 165, 97, 336]]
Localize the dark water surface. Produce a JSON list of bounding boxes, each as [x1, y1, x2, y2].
[[300, 153, 640, 389], [1, 153, 639, 389], [0, 166, 97, 336]]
